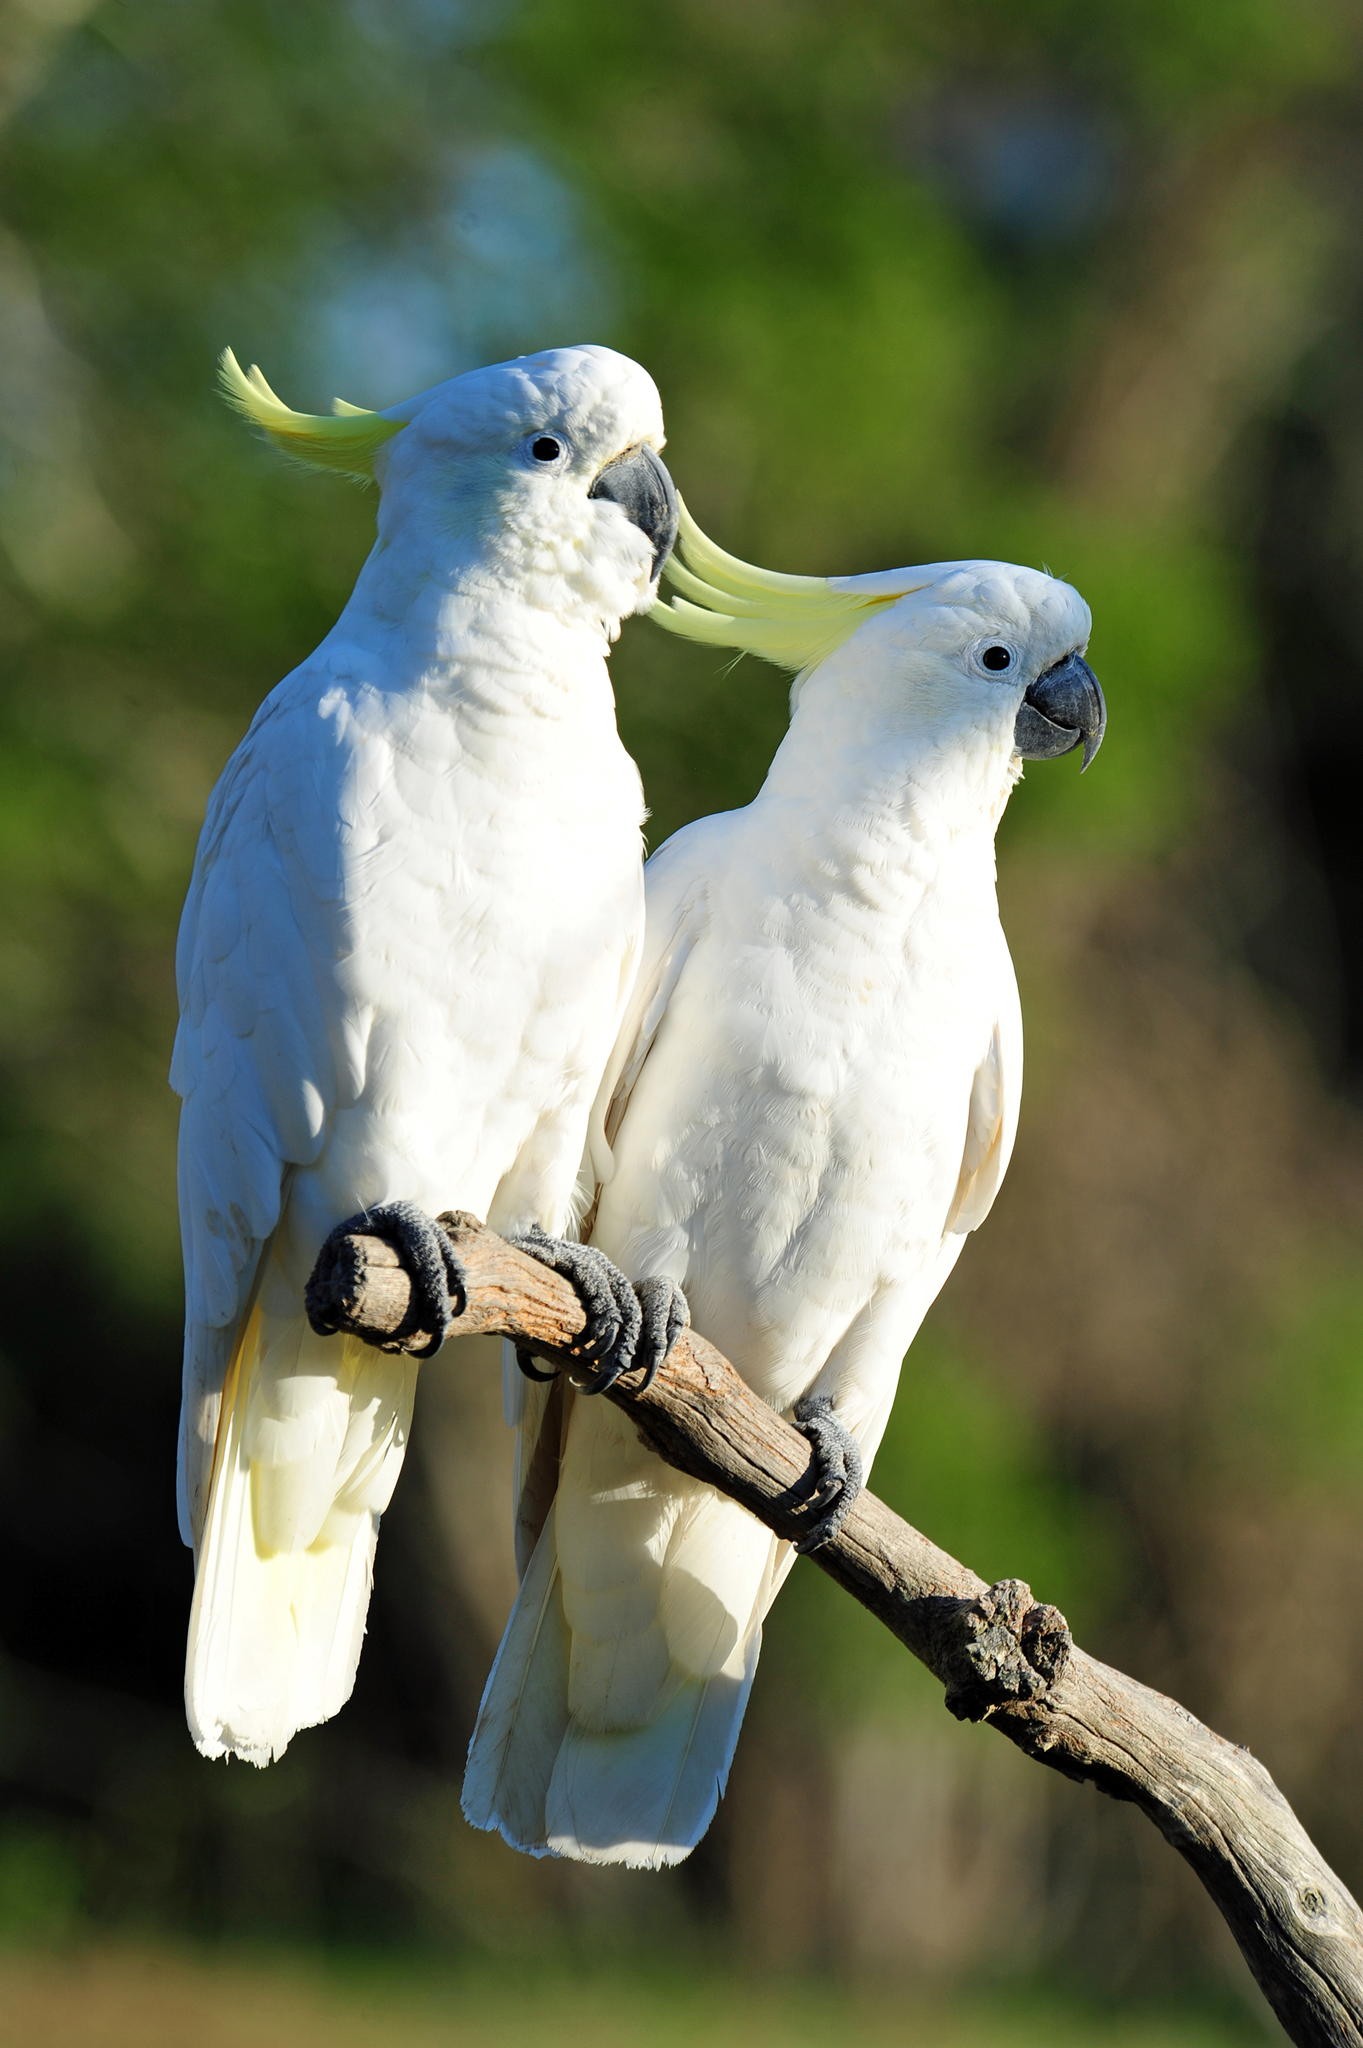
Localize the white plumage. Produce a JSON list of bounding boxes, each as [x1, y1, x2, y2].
[[464, 538, 1101, 1863], [175, 343, 673, 1765]]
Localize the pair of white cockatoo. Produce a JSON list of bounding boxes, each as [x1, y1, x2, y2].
[[174, 342, 1104, 1867]]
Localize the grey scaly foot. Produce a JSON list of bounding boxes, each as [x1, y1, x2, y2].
[[631, 1275, 690, 1391], [307, 1199, 466, 1359], [514, 1269, 688, 1392], [510, 1228, 671, 1394], [510, 1228, 638, 1391], [791, 1394, 864, 1553]]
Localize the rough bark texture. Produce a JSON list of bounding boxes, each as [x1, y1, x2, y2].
[[306, 1211, 1363, 2047]]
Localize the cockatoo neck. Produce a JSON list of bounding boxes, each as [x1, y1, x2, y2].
[[350, 472, 654, 646], [758, 654, 1021, 853], [328, 517, 643, 720], [349, 535, 616, 643]]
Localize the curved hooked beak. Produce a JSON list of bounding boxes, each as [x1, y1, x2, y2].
[[1014, 650, 1107, 771], [588, 443, 679, 580]]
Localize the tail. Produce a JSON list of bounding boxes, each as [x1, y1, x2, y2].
[[185, 1305, 417, 1766], [463, 1396, 778, 1866]]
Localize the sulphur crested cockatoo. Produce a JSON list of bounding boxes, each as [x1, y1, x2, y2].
[[463, 507, 1104, 1864], [174, 343, 679, 1767]]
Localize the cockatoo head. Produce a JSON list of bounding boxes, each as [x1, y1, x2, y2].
[[219, 343, 677, 631], [844, 557, 1105, 774], [649, 505, 1105, 779]]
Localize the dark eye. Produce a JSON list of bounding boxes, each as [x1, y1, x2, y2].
[[981, 645, 1013, 672], [530, 435, 563, 462]]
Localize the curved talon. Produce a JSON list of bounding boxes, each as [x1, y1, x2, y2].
[[569, 1355, 627, 1395], [515, 1345, 558, 1385], [791, 1394, 864, 1553]]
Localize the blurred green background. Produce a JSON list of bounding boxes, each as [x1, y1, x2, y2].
[[3, 0, 1362, 2041]]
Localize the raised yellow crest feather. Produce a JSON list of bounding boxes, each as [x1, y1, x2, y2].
[[218, 348, 403, 482], [648, 500, 906, 671]]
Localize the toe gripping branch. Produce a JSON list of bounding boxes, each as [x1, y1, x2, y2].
[[305, 1199, 466, 1359], [508, 1227, 688, 1396], [788, 1394, 865, 1554]]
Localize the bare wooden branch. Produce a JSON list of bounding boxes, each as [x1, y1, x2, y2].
[[307, 1211, 1363, 2048]]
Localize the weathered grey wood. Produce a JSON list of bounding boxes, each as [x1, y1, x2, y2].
[[306, 1210, 1363, 2047]]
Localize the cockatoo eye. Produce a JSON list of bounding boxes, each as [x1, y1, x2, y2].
[[528, 434, 566, 464], [966, 638, 1021, 678]]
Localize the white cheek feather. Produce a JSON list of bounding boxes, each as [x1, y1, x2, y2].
[[487, 486, 658, 637]]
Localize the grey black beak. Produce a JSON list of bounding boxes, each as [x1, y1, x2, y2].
[[588, 443, 679, 579], [1014, 650, 1107, 771]]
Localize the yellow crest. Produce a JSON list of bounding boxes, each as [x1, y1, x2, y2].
[[648, 501, 908, 671], [218, 348, 403, 482]]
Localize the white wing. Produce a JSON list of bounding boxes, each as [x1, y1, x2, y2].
[[945, 932, 1023, 1237], [172, 677, 347, 1545]]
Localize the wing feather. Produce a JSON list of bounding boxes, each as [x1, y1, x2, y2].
[[173, 681, 344, 1546], [945, 937, 1023, 1237]]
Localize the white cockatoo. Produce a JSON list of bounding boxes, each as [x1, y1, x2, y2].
[[174, 342, 681, 1768], [463, 508, 1105, 1865]]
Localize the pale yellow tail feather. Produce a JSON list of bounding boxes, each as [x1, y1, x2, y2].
[[463, 1500, 762, 1869], [185, 1307, 413, 1765]]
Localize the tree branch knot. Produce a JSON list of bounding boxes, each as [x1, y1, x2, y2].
[[937, 1577, 1072, 1723]]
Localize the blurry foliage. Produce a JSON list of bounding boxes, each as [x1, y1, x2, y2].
[[0, 0, 1362, 2033], [0, 1946, 1262, 2048]]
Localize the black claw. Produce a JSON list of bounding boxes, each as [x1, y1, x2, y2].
[[570, 1353, 628, 1396], [515, 1345, 558, 1385], [329, 1199, 465, 1359], [790, 1395, 864, 1553]]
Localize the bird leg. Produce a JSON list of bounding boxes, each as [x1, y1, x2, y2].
[[790, 1394, 865, 1552], [307, 1199, 466, 1359], [509, 1230, 687, 1395]]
